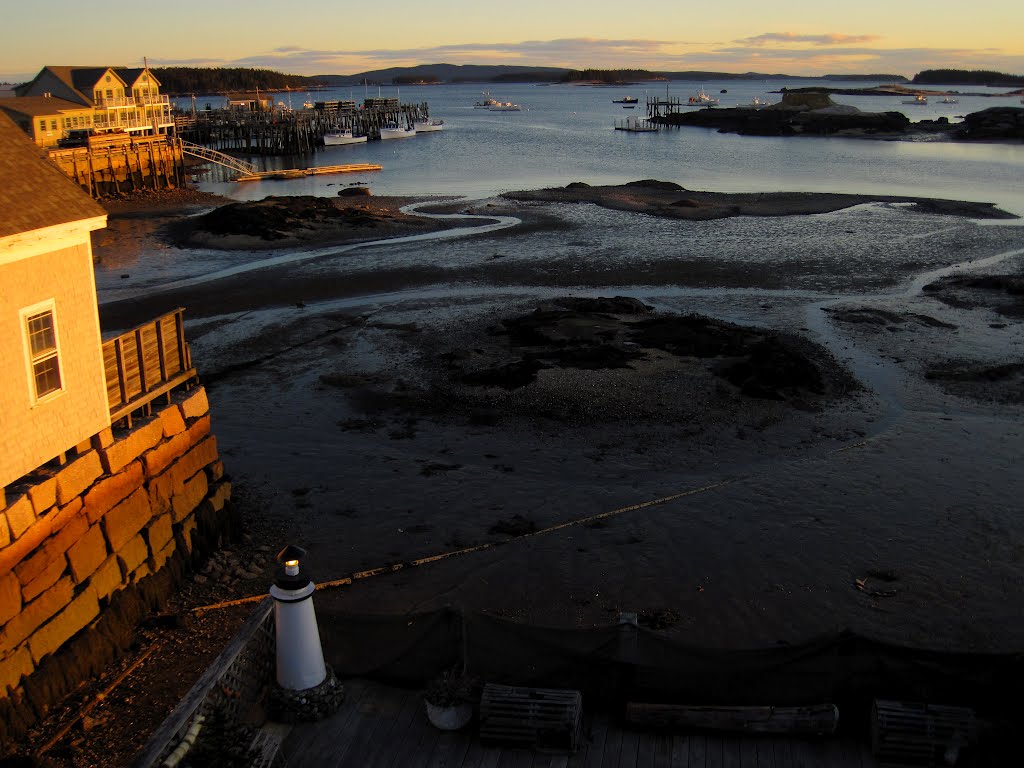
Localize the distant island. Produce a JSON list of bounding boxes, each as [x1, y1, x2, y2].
[[149, 64, 914, 95], [145, 63, 1024, 96], [912, 69, 1024, 87]]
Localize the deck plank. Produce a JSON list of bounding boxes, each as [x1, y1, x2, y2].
[[704, 736, 723, 768], [389, 697, 441, 768], [600, 714, 624, 768], [721, 737, 741, 768], [365, 686, 423, 768], [736, 737, 758, 768], [335, 684, 404, 768], [636, 730, 656, 768], [578, 709, 610, 768], [754, 737, 776, 768], [424, 728, 474, 768], [651, 732, 672, 768], [773, 738, 793, 768], [619, 729, 641, 768], [688, 734, 707, 768], [669, 734, 689, 768], [280, 679, 370, 768]]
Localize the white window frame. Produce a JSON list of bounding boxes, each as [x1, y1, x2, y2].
[[20, 299, 65, 405]]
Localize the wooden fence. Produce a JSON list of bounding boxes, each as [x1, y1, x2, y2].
[[102, 308, 196, 427]]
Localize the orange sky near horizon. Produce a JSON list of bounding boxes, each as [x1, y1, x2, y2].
[[2, 0, 1022, 81]]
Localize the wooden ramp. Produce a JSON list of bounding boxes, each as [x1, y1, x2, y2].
[[234, 163, 382, 182]]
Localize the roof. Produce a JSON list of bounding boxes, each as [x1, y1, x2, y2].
[[0, 95, 90, 117], [18, 66, 126, 105], [0, 111, 105, 239], [115, 67, 161, 87]]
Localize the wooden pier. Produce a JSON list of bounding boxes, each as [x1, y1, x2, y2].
[[47, 135, 186, 199], [175, 101, 431, 154]]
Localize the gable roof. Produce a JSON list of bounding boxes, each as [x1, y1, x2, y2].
[[116, 68, 161, 88], [0, 111, 105, 239], [17, 66, 126, 105]]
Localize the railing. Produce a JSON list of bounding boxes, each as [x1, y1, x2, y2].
[[95, 96, 136, 109], [130, 599, 275, 768], [179, 140, 257, 175], [102, 308, 197, 426]]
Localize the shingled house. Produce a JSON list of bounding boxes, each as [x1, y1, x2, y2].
[[0, 111, 110, 491], [0, 110, 230, 745]]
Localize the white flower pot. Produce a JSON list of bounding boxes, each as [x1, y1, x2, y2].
[[425, 700, 473, 730]]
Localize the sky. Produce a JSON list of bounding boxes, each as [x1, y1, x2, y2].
[[2, 0, 1023, 82]]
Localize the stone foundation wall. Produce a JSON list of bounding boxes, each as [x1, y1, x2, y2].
[[0, 385, 232, 745]]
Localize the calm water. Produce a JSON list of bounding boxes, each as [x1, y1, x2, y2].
[[182, 79, 1024, 216]]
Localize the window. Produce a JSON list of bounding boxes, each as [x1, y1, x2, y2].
[[22, 303, 63, 402], [38, 119, 46, 133], [50, 120, 57, 130]]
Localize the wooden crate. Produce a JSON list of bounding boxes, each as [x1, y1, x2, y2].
[[871, 699, 977, 767], [479, 684, 582, 753]]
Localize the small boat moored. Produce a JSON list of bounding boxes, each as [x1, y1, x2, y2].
[[379, 122, 416, 139], [323, 129, 367, 146], [488, 102, 521, 112], [612, 96, 639, 104], [413, 119, 444, 132], [902, 94, 929, 105]]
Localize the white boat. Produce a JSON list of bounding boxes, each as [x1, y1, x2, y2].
[[687, 88, 719, 106], [379, 123, 416, 140], [902, 94, 928, 105], [323, 129, 367, 146], [488, 102, 521, 112], [940, 96, 959, 104], [743, 96, 773, 108], [413, 119, 444, 132]]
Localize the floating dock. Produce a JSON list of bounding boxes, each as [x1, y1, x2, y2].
[[234, 163, 383, 182]]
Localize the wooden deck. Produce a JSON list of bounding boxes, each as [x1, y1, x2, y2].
[[278, 680, 880, 768]]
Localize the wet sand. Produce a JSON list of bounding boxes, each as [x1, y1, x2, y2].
[[92, 185, 1024, 654]]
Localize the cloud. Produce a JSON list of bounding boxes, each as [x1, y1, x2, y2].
[[737, 32, 882, 47]]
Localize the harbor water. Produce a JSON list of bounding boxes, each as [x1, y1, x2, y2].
[[181, 79, 1024, 216]]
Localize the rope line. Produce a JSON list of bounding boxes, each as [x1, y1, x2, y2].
[[191, 480, 733, 615]]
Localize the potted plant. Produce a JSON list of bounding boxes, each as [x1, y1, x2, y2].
[[423, 667, 476, 730]]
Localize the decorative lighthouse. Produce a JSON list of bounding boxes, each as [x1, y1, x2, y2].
[[268, 545, 344, 720]]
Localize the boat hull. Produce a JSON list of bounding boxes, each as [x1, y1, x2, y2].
[[413, 121, 444, 132], [380, 127, 416, 140], [324, 133, 367, 146]]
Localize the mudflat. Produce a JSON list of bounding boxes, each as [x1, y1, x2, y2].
[[43, 182, 1023, 766]]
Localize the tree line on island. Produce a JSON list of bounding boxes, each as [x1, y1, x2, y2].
[[150, 65, 1024, 95]]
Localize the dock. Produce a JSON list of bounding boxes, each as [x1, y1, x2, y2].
[[233, 162, 383, 182], [615, 116, 659, 132]]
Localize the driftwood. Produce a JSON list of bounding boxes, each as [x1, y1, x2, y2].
[[625, 702, 839, 736]]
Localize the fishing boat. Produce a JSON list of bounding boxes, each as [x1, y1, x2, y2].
[[323, 129, 367, 146], [687, 88, 719, 106], [940, 96, 959, 104], [902, 94, 928, 105], [473, 92, 500, 108], [743, 96, 773, 108], [413, 119, 445, 132], [379, 122, 416, 140], [488, 102, 521, 112], [612, 96, 639, 104]]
